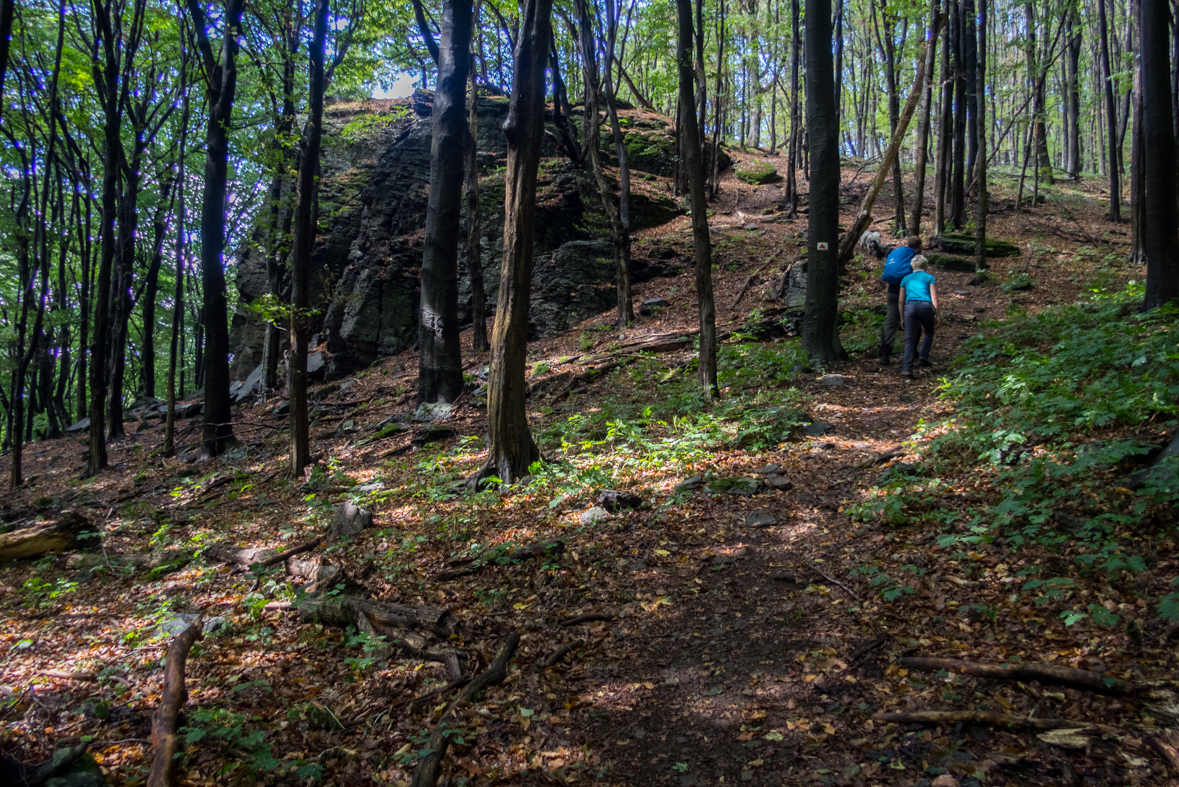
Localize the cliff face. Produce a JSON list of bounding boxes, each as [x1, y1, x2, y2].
[[229, 90, 683, 381]]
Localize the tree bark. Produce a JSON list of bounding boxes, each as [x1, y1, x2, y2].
[[676, 0, 717, 396], [466, 4, 488, 353], [974, 0, 987, 277], [934, 10, 952, 234], [784, 0, 800, 215], [1130, 0, 1147, 264], [801, 0, 843, 364], [187, 0, 245, 459], [1142, 0, 1179, 307], [289, 0, 329, 478], [1098, 0, 1122, 220], [1064, 12, 1081, 179], [418, 0, 473, 404], [147, 620, 202, 787], [471, 0, 551, 487], [910, 0, 941, 235]]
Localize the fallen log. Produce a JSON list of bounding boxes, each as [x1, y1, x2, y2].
[[559, 612, 613, 627], [147, 619, 203, 787], [873, 710, 1125, 737], [0, 512, 92, 561], [437, 540, 565, 580], [900, 656, 1179, 720], [410, 632, 521, 787]]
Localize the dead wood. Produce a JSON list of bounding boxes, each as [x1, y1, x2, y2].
[[409, 632, 521, 787], [733, 247, 790, 307], [241, 535, 326, 571], [873, 710, 1125, 736], [437, 540, 565, 580], [147, 619, 203, 787], [900, 657, 1179, 720], [551, 358, 635, 400], [26, 742, 90, 787], [807, 562, 860, 601], [0, 512, 91, 560], [41, 669, 98, 681], [559, 612, 614, 626], [1147, 731, 1179, 773], [543, 640, 583, 668], [849, 634, 890, 663], [203, 543, 279, 568], [298, 594, 462, 670]]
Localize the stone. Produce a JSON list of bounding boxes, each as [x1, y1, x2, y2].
[[356, 482, 384, 492], [705, 477, 764, 497], [64, 417, 90, 433], [579, 506, 611, 525], [752, 463, 781, 474], [330, 501, 374, 538], [597, 489, 643, 512], [674, 476, 704, 494], [819, 374, 847, 386], [274, 399, 290, 415], [307, 350, 326, 377], [40, 750, 107, 787], [413, 401, 454, 422], [932, 233, 1021, 258], [232, 363, 265, 403], [412, 424, 458, 445], [900, 393, 916, 403], [764, 474, 793, 491], [744, 511, 777, 528], [230, 94, 686, 380], [157, 614, 202, 638], [803, 421, 834, 437], [734, 161, 781, 185], [202, 617, 228, 635], [642, 297, 671, 309], [931, 776, 960, 787]]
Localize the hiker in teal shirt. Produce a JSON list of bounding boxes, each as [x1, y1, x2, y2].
[[898, 255, 940, 382]]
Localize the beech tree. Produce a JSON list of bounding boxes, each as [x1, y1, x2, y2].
[[472, 0, 552, 486], [418, 0, 473, 404], [1141, 0, 1179, 307], [676, 0, 717, 397], [801, 0, 842, 364], [188, 0, 246, 458]]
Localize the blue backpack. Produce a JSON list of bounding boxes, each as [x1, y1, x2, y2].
[[881, 246, 916, 285]]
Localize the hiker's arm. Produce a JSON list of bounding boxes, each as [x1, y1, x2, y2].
[[930, 282, 940, 324]]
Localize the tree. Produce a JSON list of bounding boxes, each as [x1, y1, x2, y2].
[[1097, 0, 1122, 220], [465, 0, 488, 353], [974, 0, 987, 278], [471, 0, 552, 487], [800, 0, 842, 364], [418, 0, 473, 404], [1141, 0, 1179, 307], [288, 0, 330, 477], [676, 0, 717, 397], [187, 0, 246, 458], [910, 0, 941, 235]]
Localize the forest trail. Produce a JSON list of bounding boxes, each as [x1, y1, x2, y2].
[[1, 159, 1170, 786]]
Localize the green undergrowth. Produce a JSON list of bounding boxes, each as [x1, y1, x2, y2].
[[850, 284, 1179, 624]]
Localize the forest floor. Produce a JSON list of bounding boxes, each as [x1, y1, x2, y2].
[[1, 153, 1175, 787]]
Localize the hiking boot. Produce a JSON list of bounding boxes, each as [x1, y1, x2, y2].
[[918, 358, 932, 368], [878, 355, 891, 366], [904, 374, 916, 382]]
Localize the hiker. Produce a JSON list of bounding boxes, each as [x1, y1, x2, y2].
[[899, 254, 939, 382], [877, 235, 922, 366]]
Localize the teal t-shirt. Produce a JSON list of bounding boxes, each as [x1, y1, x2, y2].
[[900, 270, 936, 302]]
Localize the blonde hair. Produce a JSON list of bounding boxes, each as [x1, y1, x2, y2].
[[910, 254, 929, 271]]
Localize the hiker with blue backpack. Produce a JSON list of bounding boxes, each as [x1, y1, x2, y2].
[[877, 236, 923, 366], [898, 254, 939, 382]]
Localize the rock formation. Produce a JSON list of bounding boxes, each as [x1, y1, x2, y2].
[[229, 91, 686, 382]]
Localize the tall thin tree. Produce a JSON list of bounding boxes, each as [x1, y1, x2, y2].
[[1141, 0, 1179, 306]]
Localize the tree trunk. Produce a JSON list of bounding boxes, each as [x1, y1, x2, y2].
[[934, 10, 953, 234], [676, 0, 717, 396], [140, 177, 176, 400], [949, 0, 967, 229], [975, 0, 988, 276], [910, 0, 941, 235], [784, 0, 800, 215], [165, 89, 189, 458], [873, 0, 907, 235], [603, 0, 635, 327], [801, 0, 842, 364], [1130, 0, 1147, 264], [466, 5, 488, 353], [1142, 0, 1179, 307], [1098, 0, 1122, 220], [471, 0, 551, 487], [187, 0, 246, 458], [107, 163, 139, 441], [418, 0, 472, 404], [289, 0, 330, 478], [1064, 12, 1081, 179]]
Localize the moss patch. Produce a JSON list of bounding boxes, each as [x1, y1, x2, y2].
[[735, 162, 781, 185]]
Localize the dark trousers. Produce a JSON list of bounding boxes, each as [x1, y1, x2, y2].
[[903, 301, 936, 374], [878, 283, 901, 360]]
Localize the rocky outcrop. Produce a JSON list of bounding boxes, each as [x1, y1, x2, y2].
[[229, 91, 687, 381]]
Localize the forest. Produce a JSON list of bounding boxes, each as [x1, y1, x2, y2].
[[1, 0, 1179, 782]]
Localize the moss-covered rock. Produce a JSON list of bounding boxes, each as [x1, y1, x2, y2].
[[735, 161, 781, 185], [630, 192, 680, 230], [932, 234, 1021, 258]]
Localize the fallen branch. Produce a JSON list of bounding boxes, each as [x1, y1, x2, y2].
[[1147, 732, 1179, 774], [543, 640, 583, 668], [147, 619, 203, 787], [733, 247, 790, 307], [240, 535, 326, 572], [873, 710, 1125, 737], [437, 540, 565, 581], [410, 632, 521, 787], [551, 358, 635, 400], [559, 613, 614, 627], [807, 562, 860, 601]]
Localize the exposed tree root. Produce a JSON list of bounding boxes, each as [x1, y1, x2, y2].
[[873, 710, 1125, 736], [409, 632, 520, 787], [147, 618, 203, 787], [543, 640, 583, 668]]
